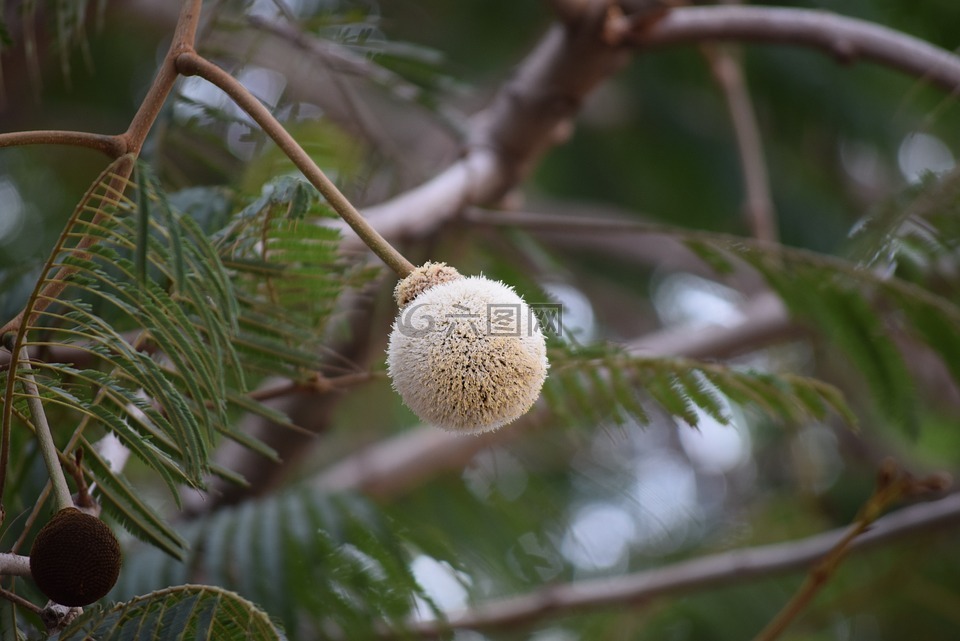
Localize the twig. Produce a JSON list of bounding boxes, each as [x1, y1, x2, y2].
[[15, 349, 72, 512], [0, 0, 205, 341], [0, 585, 43, 616], [391, 490, 960, 636], [174, 52, 415, 279], [0, 130, 125, 157], [618, 6, 960, 94], [245, 371, 380, 404], [0, 0, 203, 161], [703, 43, 777, 242], [751, 463, 949, 641]]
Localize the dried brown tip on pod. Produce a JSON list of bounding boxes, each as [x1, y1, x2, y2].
[[30, 507, 122, 607], [394, 261, 463, 308], [387, 275, 549, 433]]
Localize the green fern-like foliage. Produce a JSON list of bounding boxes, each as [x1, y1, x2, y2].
[[491, 175, 960, 435], [544, 343, 856, 429], [214, 175, 378, 383], [0, 160, 374, 558], [114, 488, 436, 641], [53, 585, 285, 641], [1, 156, 245, 555], [684, 215, 960, 433], [0, 0, 106, 92]]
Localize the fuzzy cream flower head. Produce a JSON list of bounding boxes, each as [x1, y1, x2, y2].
[[387, 274, 549, 434]]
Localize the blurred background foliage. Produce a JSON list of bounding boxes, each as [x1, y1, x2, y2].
[[2, 0, 960, 640]]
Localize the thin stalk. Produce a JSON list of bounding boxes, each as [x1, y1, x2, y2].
[[17, 348, 72, 512], [175, 51, 415, 278], [0, 585, 44, 616]]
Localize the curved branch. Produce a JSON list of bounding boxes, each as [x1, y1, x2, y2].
[[174, 52, 415, 278], [0, 131, 125, 157], [624, 6, 960, 93], [398, 492, 960, 635], [355, 5, 960, 248]]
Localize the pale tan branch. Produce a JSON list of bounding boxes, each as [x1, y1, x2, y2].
[[352, 9, 630, 244], [623, 6, 960, 94], [355, 6, 960, 247], [396, 492, 960, 636]]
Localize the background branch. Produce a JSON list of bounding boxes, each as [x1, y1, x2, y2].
[[624, 6, 960, 93], [397, 491, 960, 636], [703, 42, 778, 242]]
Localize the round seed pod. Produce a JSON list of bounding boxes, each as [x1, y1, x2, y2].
[[30, 507, 122, 607], [387, 275, 549, 433]]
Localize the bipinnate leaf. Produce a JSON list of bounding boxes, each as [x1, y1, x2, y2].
[[51, 585, 285, 641], [216, 176, 379, 380], [2, 157, 250, 558], [544, 345, 856, 430]]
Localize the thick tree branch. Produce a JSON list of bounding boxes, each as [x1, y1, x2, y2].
[[351, 6, 630, 244], [622, 6, 960, 93], [396, 491, 960, 635]]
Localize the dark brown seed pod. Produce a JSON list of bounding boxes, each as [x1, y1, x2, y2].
[[29, 507, 122, 607]]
